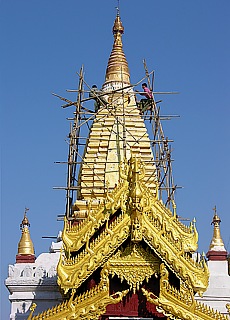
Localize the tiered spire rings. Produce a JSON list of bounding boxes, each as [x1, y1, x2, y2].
[[209, 206, 226, 251], [207, 206, 227, 261], [104, 13, 130, 87], [18, 209, 34, 255]]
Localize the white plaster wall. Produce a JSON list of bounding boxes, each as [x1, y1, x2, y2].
[[195, 260, 230, 315], [5, 251, 62, 320]]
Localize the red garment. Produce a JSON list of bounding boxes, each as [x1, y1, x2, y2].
[[143, 86, 153, 99]]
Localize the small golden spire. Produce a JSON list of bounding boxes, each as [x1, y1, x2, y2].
[[27, 303, 37, 320], [209, 206, 226, 251], [17, 208, 35, 255], [104, 11, 130, 86]]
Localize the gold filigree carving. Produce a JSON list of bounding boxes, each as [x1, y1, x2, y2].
[[128, 156, 145, 242], [31, 267, 128, 320], [59, 157, 207, 295], [62, 205, 111, 252], [58, 214, 131, 292], [62, 171, 130, 252], [146, 200, 198, 253], [108, 243, 160, 293], [142, 214, 209, 295], [142, 263, 227, 320], [58, 157, 209, 318]]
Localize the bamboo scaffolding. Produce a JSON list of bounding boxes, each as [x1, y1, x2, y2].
[[53, 62, 180, 218]]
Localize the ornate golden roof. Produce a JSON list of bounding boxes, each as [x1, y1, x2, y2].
[[59, 157, 206, 295], [142, 263, 228, 320], [30, 259, 227, 320], [27, 11, 228, 320], [209, 207, 226, 251], [31, 158, 215, 319], [18, 210, 35, 256]]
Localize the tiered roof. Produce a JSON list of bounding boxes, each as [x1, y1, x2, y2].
[[28, 12, 229, 320]]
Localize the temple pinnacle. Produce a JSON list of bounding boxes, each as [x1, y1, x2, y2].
[[103, 11, 130, 88], [16, 208, 35, 263], [207, 206, 227, 261], [209, 206, 226, 251]]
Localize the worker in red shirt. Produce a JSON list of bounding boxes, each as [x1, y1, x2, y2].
[[141, 83, 153, 99], [136, 83, 153, 113]]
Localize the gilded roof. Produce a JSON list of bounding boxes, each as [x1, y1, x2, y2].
[[27, 11, 229, 320]]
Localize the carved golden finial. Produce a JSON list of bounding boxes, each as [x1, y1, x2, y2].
[[20, 207, 30, 228], [226, 303, 230, 315], [172, 200, 177, 218], [190, 217, 196, 231], [213, 205, 217, 215], [17, 208, 35, 256], [128, 157, 145, 242], [129, 156, 143, 202], [115, 0, 120, 17], [27, 303, 37, 320], [209, 206, 226, 251], [104, 10, 130, 86]]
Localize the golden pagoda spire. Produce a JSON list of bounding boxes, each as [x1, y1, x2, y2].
[[207, 206, 227, 261], [16, 208, 35, 262], [209, 206, 226, 251], [76, 8, 157, 202], [103, 10, 130, 87]]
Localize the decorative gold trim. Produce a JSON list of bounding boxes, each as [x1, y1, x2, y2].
[[108, 243, 160, 293], [58, 157, 208, 295], [62, 205, 110, 251], [142, 263, 228, 320], [27, 303, 37, 320], [62, 172, 130, 252], [226, 303, 230, 315], [31, 267, 128, 320], [143, 214, 209, 295], [58, 213, 130, 292]]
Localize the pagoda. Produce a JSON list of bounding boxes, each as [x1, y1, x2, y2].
[[196, 207, 230, 314], [6, 9, 230, 320]]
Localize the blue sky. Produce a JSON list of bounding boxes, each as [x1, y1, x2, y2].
[[1, 0, 230, 318]]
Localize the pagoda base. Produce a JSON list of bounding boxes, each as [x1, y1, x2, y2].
[[16, 254, 35, 263], [206, 250, 227, 261]]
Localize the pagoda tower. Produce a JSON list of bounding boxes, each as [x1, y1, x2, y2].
[[10, 10, 230, 320], [207, 206, 228, 261], [76, 12, 157, 204], [5, 211, 63, 319], [196, 208, 230, 315], [16, 209, 35, 263]]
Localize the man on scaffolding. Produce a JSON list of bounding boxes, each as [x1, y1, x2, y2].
[[136, 83, 153, 114], [89, 85, 108, 112]]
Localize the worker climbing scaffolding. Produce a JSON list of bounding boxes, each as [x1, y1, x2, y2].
[[89, 85, 108, 112], [136, 82, 153, 113]]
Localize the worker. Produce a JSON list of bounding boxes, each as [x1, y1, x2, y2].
[[136, 83, 153, 113], [89, 85, 108, 112]]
